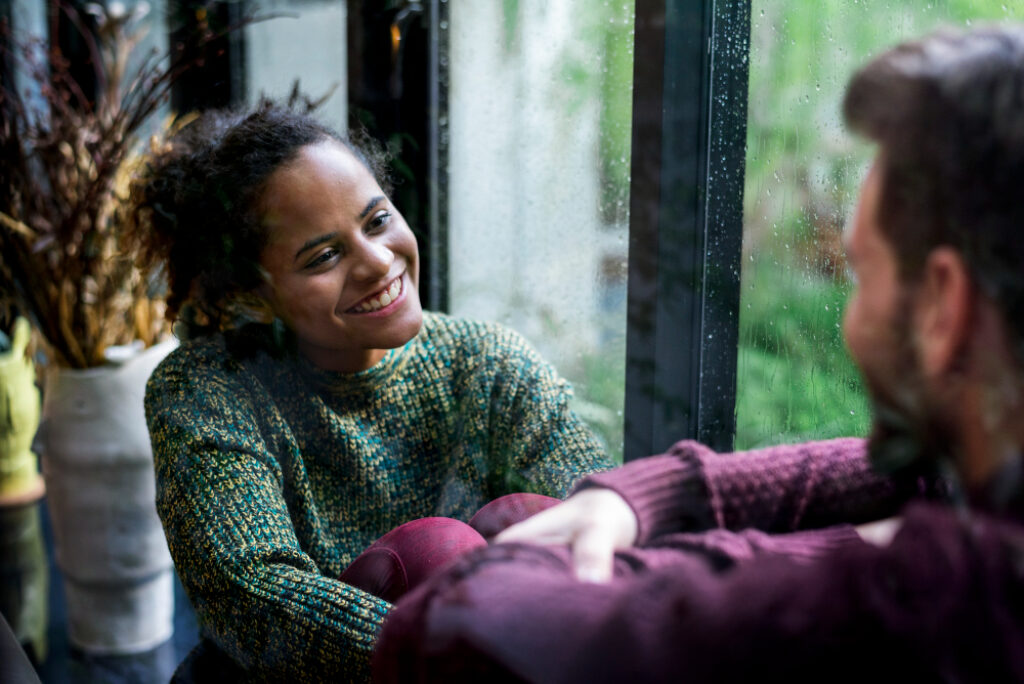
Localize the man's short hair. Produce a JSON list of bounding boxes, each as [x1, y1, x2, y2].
[[843, 24, 1024, 361]]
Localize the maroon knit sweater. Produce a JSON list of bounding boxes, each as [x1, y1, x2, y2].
[[373, 438, 1024, 682], [580, 437, 903, 540]]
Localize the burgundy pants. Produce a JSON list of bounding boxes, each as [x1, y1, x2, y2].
[[339, 493, 560, 602]]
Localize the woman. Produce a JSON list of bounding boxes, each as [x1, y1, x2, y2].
[[133, 103, 614, 681]]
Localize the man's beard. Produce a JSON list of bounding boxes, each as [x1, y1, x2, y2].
[[860, 302, 959, 497]]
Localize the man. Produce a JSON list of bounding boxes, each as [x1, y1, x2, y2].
[[373, 24, 1024, 682]]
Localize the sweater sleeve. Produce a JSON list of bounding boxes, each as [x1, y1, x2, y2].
[[146, 349, 389, 681], [374, 504, 1012, 683], [577, 438, 906, 541], [483, 326, 615, 499]]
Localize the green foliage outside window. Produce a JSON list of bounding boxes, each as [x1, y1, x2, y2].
[[736, 0, 1024, 449], [483, 1, 1024, 457]]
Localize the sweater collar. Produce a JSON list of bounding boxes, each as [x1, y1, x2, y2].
[[296, 341, 416, 397]]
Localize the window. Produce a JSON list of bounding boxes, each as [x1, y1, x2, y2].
[[15, 1, 1024, 678], [20, 0, 1024, 459], [736, 0, 1024, 449], [446, 1, 634, 460]]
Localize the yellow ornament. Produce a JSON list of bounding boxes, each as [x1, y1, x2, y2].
[[0, 317, 44, 503]]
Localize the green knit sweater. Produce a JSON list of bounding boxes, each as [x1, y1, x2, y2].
[[145, 312, 613, 681]]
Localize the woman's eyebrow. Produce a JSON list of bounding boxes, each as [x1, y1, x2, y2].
[[294, 232, 338, 262], [359, 195, 386, 219]]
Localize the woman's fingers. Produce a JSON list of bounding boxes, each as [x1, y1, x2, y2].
[[571, 525, 616, 583], [494, 489, 640, 584], [494, 502, 578, 545], [495, 498, 616, 582]]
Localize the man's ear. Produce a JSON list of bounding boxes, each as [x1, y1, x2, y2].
[[915, 246, 971, 377]]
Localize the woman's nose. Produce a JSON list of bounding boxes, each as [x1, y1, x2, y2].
[[350, 238, 394, 281]]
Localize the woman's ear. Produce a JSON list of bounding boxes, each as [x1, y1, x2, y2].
[[915, 246, 971, 378]]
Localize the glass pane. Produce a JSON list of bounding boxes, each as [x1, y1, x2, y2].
[[244, 0, 348, 128], [447, 0, 634, 461], [737, 0, 1024, 449]]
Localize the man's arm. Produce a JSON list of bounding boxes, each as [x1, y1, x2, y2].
[[499, 438, 903, 581], [376, 504, 1004, 682]]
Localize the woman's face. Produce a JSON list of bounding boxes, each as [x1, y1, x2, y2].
[[258, 140, 423, 372]]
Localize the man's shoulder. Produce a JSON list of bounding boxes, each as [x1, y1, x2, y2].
[[883, 501, 1024, 593]]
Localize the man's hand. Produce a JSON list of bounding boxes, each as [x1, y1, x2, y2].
[[494, 488, 638, 583]]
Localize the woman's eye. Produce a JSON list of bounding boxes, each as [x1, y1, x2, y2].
[[367, 210, 392, 232], [305, 248, 339, 270]]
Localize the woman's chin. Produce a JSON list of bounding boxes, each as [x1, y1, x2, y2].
[[388, 307, 424, 347], [361, 305, 424, 351]]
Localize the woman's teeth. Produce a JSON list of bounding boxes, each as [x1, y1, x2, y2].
[[353, 278, 402, 313]]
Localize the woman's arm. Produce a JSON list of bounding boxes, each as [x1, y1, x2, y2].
[[482, 325, 616, 498], [146, 348, 388, 681]]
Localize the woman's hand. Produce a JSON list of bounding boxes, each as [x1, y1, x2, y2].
[[854, 516, 902, 547], [494, 488, 638, 583]]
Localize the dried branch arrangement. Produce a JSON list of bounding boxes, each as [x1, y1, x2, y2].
[[0, 2, 236, 367]]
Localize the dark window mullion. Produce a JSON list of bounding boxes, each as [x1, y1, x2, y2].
[[347, 0, 448, 314], [624, 0, 749, 460], [698, 1, 750, 452], [426, 0, 449, 313], [169, 0, 248, 113]]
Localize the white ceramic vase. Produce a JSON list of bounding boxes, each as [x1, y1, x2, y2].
[[38, 338, 178, 654]]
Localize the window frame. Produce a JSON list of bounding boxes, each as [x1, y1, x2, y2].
[[168, 0, 751, 458], [623, 0, 750, 459]]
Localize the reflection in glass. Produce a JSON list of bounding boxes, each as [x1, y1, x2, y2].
[[447, 1, 634, 460]]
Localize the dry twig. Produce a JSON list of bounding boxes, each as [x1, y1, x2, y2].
[[0, 1, 255, 367]]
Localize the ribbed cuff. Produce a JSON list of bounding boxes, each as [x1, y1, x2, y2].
[[573, 446, 713, 544]]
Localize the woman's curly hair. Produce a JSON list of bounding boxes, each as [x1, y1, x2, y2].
[[129, 101, 391, 339]]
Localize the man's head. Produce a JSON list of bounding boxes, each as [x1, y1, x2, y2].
[[841, 24, 1024, 492]]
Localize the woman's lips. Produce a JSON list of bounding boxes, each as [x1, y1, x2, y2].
[[347, 274, 404, 314]]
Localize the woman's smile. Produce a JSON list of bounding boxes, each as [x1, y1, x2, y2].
[[347, 273, 406, 314], [258, 140, 424, 372]]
